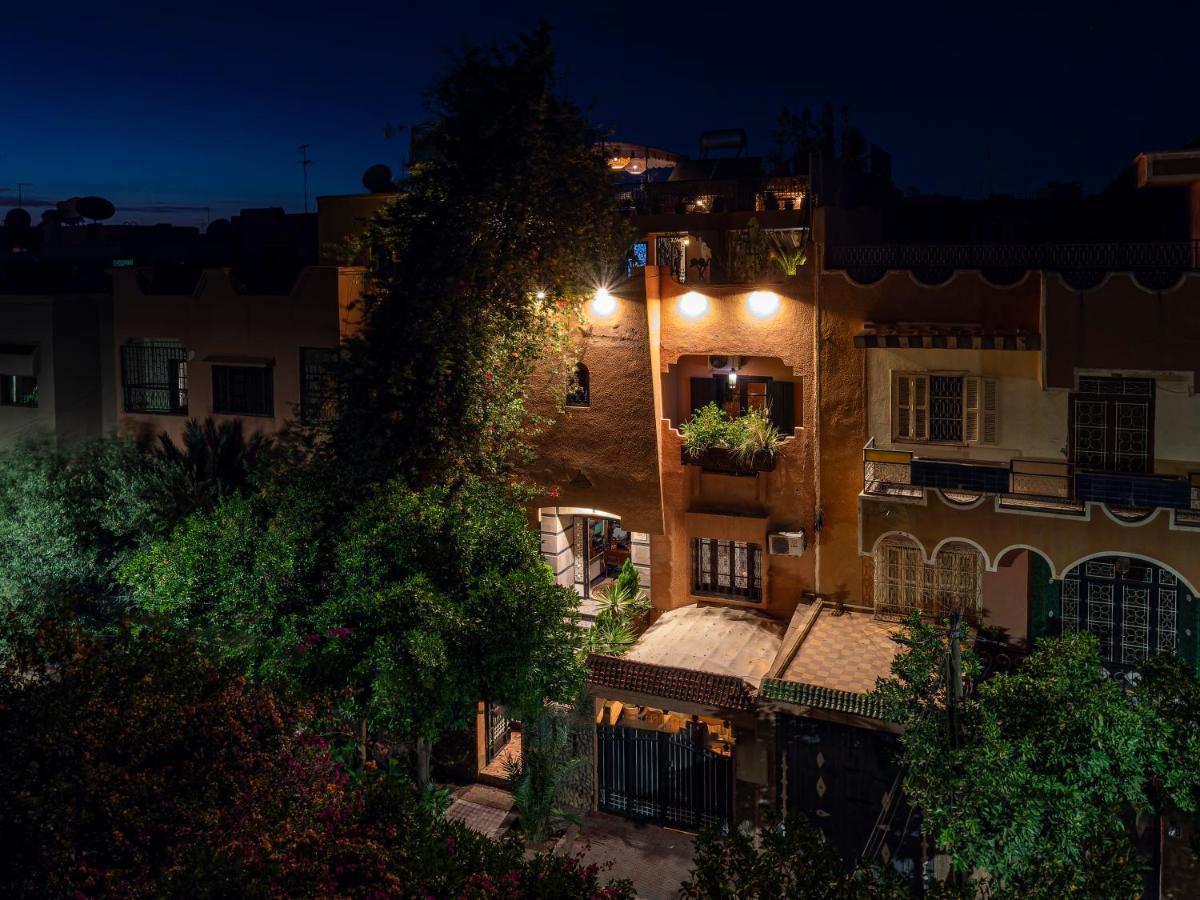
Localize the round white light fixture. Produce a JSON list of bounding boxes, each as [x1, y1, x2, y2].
[[624, 158, 646, 175], [747, 290, 780, 319], [590, 288, 617, 317], [535, 290, 546, 300], [678, 291, 709, 319]]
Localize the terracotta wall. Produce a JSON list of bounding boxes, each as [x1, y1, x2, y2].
[[1044, 272, 1200, 388], [524, 281, 664, 536], [111, 266, 349, 443]]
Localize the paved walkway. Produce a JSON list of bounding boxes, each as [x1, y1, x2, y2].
[[444, 784, 516, 839], [560, 812, 695, 900]]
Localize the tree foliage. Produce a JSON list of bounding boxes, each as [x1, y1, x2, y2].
[[329, 23, 629, 492], [682, 815, 909, 899], [876, 615, 1200, 897], [0, 613, 631, 898]]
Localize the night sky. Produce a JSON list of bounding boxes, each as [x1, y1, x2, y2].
[[3, 1, 1196, 225]]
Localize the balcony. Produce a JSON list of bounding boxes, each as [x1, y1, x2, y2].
[[862, 439, 1200, 519], [614, 176, 807, 218]]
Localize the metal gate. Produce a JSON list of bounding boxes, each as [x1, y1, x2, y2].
[[485, 702, 511, 763], [596, 723, 732, 830], [777, 715, 921, 881]]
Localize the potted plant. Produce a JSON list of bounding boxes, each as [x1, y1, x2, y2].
[[680, 403, 782, 474]]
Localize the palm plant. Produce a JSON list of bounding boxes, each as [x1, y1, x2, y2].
[[767, 229, 809, 276], [592, 580, 649, 622], [502, 704, 585, 844], [154, 418, 270, 519], [582, 615, 637, 655]]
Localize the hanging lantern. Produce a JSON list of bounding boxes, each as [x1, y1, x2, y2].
[[624, 157, 646, 175]]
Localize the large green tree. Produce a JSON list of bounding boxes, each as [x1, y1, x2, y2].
[[0, 611, 630, 899], [329, 23, 628, 493], [876, 615, 1200, 897]]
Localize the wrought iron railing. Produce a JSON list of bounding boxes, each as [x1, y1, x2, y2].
[[826, 241, 1200, 272], [861, 439, 1200, 515], [612, 176, 807, 217]]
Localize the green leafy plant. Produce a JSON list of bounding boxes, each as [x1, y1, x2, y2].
[[582, 615, 637, 655], [681, 402, 783, 466], [593, 580, 649, 623], [727, 217, 773, 283], [767, 229, 809, 276], [503, 704, 585, 844], [683, 814, 909, 899], [730, 406, 782, 466]]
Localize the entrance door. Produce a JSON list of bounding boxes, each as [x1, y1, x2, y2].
[[597, 723, 732, 830], [777, 715, 922, 881], [1061, 557, 1188, 668], [1069, 376, 1154, 474], [485, 702, 511, 764]]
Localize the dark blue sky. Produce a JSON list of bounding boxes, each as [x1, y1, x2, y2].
[[3, 1, 1196, 225]]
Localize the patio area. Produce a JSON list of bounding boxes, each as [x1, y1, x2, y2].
[[558, 811, 696, 900]]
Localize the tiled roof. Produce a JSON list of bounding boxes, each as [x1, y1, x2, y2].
[[586, 654, 756, 711], [854, 322, 1040, 351], [759, 678, 891, 721]]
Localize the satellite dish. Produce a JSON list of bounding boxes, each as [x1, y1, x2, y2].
[[57, 197, 83, 225], [206, 218, 232, 239], [362, 163, 396, 194], [76, 196, 116, 222], [4, 208, 32, 228], [41, 209, 61, 226]]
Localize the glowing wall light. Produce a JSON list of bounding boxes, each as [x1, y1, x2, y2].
[[678, 291, 709, 319], [590, 287, 617, 317], [747, 290, 780, 319]]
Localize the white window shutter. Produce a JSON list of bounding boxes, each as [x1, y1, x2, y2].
[[981, 378, 999, 444], [963, 376, 981, 444], [895, 374, 911, 439], [912, 375, 929, 441]]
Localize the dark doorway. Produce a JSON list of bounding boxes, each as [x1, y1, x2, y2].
[[776, 715, 922, 882], [1069, 376, 1154, 474]]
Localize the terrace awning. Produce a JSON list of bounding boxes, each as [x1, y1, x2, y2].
[[854, 322, 1040, 351]]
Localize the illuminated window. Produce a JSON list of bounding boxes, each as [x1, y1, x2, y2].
[[692, 538, 762, 602]]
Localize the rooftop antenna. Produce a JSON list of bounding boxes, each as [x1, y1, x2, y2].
[[298, 144, 314, 213], [16, 183, 30, 208]]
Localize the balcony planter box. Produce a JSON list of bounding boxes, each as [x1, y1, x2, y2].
[[681, 445, 777, 476]]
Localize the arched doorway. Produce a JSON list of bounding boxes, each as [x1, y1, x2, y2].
[[1060, 555, 1194, 669]]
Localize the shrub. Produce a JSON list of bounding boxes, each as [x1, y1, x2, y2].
[[681, 403, 783, 464]]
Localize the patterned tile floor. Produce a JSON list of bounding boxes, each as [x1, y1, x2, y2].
[[444, 784, 516, 839], [781, 607, 902, 695]]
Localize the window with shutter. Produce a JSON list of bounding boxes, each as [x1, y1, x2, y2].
[[893, 372, 997, 445], [893, 373, 931, 441]]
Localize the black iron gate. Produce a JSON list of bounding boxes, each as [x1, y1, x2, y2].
[[597, 723, 732, 830], [485, 702, 511, 763], [777, 715, 922, 881]]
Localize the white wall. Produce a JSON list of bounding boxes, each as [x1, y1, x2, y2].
[[866, 348, 1067, 463]]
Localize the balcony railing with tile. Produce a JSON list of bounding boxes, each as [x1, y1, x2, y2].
[[862, 439, 1200, 519]]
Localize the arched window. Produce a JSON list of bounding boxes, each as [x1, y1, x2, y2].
[[1061, 556, 1192, 668], [873, 536, 983, 621], [566, 362, 590, 407]]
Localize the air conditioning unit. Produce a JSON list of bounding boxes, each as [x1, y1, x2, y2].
[[768, 530, 805, 557]]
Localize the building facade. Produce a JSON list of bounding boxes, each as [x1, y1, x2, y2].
[[516, 144, 1200, 887]]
